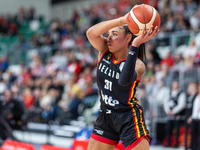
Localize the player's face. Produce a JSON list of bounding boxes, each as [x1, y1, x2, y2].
[[107, 27, 128, 53]]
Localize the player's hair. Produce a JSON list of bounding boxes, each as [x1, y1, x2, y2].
[[122, 25, 146, 62]]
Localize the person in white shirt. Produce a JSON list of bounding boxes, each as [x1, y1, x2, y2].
[[164, 80, 186, 147]]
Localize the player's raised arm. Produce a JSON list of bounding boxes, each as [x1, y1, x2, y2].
[[118, 25, 159, 86], [86, 15, 128, 57]]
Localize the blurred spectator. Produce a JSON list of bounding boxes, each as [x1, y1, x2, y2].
[[67, 51, 82, 81], [90, 8, 102, 26], [161, 14, 174, 32], [172, 53, 184, 72], [45, 57, 57, 77], [185, 82, 198, 149], [10, 84, 22, 102], [160, 51, 174, 67], [145, 61, 155, 77], [164, 80, 186, 147], [78, 46, 95, 67], [182, 55, 194, 72], [27, 6, 38, 21], [78, 66, 93, 89], [21, 67, 32, 86], [155, 63, 173, 88], [0, 56, 8, 72], [41, 33, 54, 46], [52, 50, 67, 69], [60, 34, 75, 49], [189, 83, 200, 150], [40, 87, 56, 122], [23, 88, 34, 110], [33, 88, 41, 108], [0, 77, 6, 98], [190, 6, 200, 30], [75, 34, 86, 47], [56, 77, 84, 124], [184, 0, 198, 20], [2, 70, 17, 87], [15, 7, 27, 26], [0, 89, 24, 140], [146, 42, 161, 64], [183, 38, 198, 59], [30, 34, 41, 48], [155, 79, 170, 118], [30, 58, 45, 77], [8, 21, 18, 35], [194, 47, 200, 66], [173, 12, 190, 31], [48, 19, 60, 42]]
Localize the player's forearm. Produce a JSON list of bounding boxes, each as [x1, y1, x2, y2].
[[86, 17, 126, 37], [118, 46, 138, 86]]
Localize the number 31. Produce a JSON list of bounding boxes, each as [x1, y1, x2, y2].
[[104, 79, 112, 91]]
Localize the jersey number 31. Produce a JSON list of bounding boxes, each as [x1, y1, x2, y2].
[[104, 79, 112, 91]]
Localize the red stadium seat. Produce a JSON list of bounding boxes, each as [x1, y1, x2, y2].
[[39, 144, 72, 150], [0, 139, 35, 150], [72, 140, 89, 150]]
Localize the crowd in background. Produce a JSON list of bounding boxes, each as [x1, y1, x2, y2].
[[0, 0, 200, 149]]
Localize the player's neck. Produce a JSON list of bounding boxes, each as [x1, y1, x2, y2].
[[113, 50, 128, 61]]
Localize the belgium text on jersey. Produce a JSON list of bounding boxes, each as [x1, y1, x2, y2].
[[98, 63, 120, 80]]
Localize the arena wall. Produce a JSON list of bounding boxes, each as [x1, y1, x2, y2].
[[0, 0, 51, 22]]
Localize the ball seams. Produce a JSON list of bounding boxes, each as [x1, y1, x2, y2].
[[142, 4, 147, 31]]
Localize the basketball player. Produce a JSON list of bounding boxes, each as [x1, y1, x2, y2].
[[86, 13, 159, 150]]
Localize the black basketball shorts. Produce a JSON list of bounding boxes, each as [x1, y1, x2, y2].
[[90, 105, 149, 150]]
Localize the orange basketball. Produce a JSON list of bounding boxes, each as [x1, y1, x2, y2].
[[127, 4, 160, 36]]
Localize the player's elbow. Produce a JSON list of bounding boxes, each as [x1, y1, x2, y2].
[[86, 28, 94, 38]]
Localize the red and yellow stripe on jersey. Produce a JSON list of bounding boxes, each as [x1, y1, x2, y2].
[[127, 80, 140, 106], [127, 80, 148, 139]]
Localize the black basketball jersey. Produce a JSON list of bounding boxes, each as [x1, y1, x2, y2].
[[97, 50, 140, 110]]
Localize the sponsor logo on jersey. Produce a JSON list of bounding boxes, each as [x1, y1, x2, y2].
[[101, 90, 119, 106], [129, 51, 135, 55], [94, 129, 104, 135], [102, 58, 110, 64], [107, 55, 111, 60]]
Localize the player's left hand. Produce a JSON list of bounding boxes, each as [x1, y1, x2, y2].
[[132, 25, 159, 47]]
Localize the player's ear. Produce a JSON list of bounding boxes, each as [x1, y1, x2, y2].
[[126, 34, 132, 42]]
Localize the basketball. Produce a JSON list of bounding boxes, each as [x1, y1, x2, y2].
[[127, 4, 160, 36]]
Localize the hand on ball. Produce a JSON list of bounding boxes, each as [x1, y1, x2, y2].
[[132, 25, 159, 47]]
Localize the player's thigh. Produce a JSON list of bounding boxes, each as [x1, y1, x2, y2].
[[131, 138, 149, 150], [87, 137, 115, 150]]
